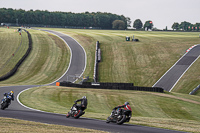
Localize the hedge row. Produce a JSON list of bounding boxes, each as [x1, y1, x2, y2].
[[58, 82, 164, 93], [0, 29, 32, 81]]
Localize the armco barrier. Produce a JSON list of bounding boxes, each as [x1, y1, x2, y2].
[[57, 82, 164, 93], [93, 41, 100, 82], [82, 82, 134, 87], [189, 84, 200, 95], [0, 30, 32, 81]]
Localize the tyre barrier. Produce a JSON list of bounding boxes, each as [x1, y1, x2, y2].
[[57, 81, 164, 93], [83, 82, 134, 87], [0, 30, 32, 81]]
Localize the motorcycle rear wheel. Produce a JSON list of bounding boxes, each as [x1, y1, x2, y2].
[[116, 115, 126, 125], [74, 110, 83, 119]]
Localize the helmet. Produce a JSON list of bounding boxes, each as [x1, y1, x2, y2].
[[82, 96, 86, 99], [124, 102, 129, 105], [10, 91, 14, 94]]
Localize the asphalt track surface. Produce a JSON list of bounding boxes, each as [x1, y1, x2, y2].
[[153, 44, 200, 92], [0, 30, 186, 133]]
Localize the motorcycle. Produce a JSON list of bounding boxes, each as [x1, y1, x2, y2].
[[66, 102, 86, 119], [1, 95, 12, 110], [106, 108, 132, 125]]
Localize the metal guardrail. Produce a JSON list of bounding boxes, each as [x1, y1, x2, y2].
[[189, 84, 200, 95], [93, 41, 100, 83]]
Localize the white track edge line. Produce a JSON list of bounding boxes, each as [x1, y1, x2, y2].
[[152, 44, 199, 87], [169, 55, 200, 92], [17, 30, 87, 113]]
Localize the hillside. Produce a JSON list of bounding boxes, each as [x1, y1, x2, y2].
[[1, 28, 200, 132], [0, 28, 70, 85], [47, 28, 200, 94]]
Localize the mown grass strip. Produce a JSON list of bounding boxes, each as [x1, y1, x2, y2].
[[43, 28, 200, 95], [0, 28, 28, 77], [0, 29, 70, 85], [0, 117, 107, 133], [19, 86, 200, 133]]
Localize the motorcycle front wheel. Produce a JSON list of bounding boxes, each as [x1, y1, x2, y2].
[[66, 112, 70, 118], [1, 102, 8, 110], [106, 117, 111, 123]]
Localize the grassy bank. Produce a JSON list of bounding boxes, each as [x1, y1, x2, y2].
[[1, 28, 199, 93], [0, 117, 107, 133], [19, 86, 200, 133], [43, 28, 200, 95], [0, 28, 70, 85], [0, 28, 28, 77]]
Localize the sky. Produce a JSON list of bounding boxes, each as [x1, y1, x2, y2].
[[0, 0, 199, 29]]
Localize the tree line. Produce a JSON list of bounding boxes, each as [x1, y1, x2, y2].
[[0, 8, 128, 29], [133, 19, 153, 30], [132, 19, 200, 31], [172, 21, 200, 31]]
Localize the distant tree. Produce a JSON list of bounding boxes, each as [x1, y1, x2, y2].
[[0, 8, 128, 29], [144, 20, 153, 30], [133, 19, 143, 29], [112, 20, 126, 30], [194, 23, 200, 31], [126, 17, 131, 27], [179, 21, 191, 31], [172, 22, 179, 30]]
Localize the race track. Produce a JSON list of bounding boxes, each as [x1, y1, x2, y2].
[[0, 30, 186, 133], [153, 44, 200, 91]]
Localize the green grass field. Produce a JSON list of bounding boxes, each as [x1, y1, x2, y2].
[[45, 28, 200, 94], [1, 27, 200, 132], [0, 28, 28, 77], [19, 86, 200, 133], [0, 117, 107, 133], [0, 28, 70, 85]]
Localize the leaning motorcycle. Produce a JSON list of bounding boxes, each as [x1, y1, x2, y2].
[[66, 102, 86, 119], [1, 95, 12, 110], [106, 108, 132, 125]]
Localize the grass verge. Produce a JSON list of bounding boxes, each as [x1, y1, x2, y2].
[[0, 28, 28, 77], [0, 117, 107, 133], [19, 86, 200, 133]]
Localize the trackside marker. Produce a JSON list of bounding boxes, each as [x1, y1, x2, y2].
[[56, 82, 60, 86], [186, 45, 196, 52]]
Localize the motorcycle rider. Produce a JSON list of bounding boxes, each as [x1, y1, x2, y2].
[[66, 96, 87, 117], [2, 91, 14, 104], [111, 102, 132, 118], [74, 96, 88, 109]]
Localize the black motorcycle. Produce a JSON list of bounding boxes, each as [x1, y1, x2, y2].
[[1, 95, 12, 110], [66, 102, 86, 119], [106, 108, 132, 125]]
